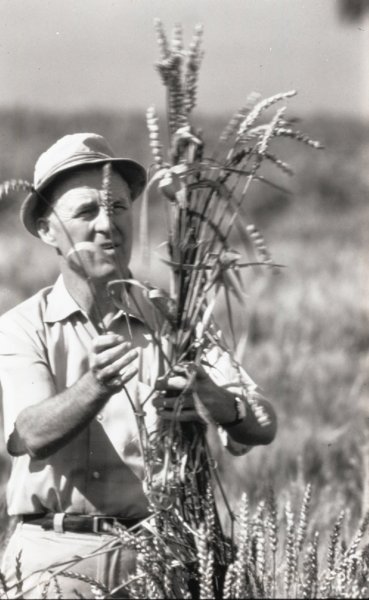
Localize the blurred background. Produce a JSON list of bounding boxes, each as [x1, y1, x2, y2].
[[0, 0, 369, 542]]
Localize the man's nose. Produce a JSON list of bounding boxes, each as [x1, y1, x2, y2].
[[94, 206, 114, 232]]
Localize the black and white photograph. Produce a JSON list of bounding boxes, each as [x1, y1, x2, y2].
[[0, 0, 368, 598]]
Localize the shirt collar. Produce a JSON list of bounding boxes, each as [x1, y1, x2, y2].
[[44, 274, 158, 328], [45, 275, 85, 323]]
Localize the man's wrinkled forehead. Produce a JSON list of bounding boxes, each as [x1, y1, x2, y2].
[[47, 165, 132, 206]]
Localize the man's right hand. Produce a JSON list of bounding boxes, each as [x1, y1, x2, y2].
[[89, 333, 138, 390], [11, 333, 139, 459]]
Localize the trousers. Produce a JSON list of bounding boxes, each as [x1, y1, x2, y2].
[[1, 522, 137, 599]]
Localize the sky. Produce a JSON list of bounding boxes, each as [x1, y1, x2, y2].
[[0, 0, 366, 118]]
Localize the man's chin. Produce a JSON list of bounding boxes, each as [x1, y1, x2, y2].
[[90, 266, 119, 282], [88, 262, 129, 283], [64, 247, 130, 283]]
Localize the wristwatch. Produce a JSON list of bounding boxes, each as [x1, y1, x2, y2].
[[221, 395, 246, 428]]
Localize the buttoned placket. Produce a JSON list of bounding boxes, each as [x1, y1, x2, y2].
[[79, 309, 142, 491], [79, 315, 106, 488], [47, 275, 172, 506]]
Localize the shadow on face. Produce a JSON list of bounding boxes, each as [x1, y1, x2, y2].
[[35, 165, 134, 281]]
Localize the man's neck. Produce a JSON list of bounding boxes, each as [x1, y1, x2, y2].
[[60, 264, 127, 330]]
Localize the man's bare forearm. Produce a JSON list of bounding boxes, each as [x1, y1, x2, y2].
[[8, 371, 111, 459], [8, 334, 139, 459]]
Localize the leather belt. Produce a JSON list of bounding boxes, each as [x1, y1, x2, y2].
[[22, 513, 144, 534]]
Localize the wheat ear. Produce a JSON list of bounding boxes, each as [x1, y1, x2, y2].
[[301, 531, 319, 599], [197, 523, 215, 599], [147, 106, 165, 170], [296, 483, 312, 554], [266, 487, 278, 598], [284, 499, 296, 596], [233, 492, 249, 598], [184, 24, 204, 115]]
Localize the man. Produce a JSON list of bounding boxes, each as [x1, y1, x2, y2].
[[0, 133, 276, 598]]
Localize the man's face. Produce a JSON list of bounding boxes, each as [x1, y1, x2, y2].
[[39, 166, 133, 281]]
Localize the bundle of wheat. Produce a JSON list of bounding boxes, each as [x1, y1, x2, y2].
[[0, 20, 325, 600], [105, 20, 322, 594]]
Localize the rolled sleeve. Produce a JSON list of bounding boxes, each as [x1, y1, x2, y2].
[[202, 344, 260, 456], [0, 321, 55, 447]]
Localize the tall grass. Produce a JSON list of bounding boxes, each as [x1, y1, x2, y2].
[[0, 144, 368, 598], [215, 202, 369, 520], [0, 21, 368, 596]]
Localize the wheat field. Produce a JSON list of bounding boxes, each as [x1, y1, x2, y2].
[[0, 108, 368, 597]]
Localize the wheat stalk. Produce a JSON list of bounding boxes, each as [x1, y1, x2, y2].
[[296, 483, 312, 554], [0, 178, 33, 200], [147, 106, 165, 170], [284, 499, 296, 597], [327, 509, 345, 576], [301, 531, 319, 599], [266, 487, 278, 598], [197, 523, 214, 599], [233, 492, 249, 598], [184, 25, 204, 116], [0, 20, 327, 600]]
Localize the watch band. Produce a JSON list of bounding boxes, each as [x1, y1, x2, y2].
[[221, 395, 246, 428]]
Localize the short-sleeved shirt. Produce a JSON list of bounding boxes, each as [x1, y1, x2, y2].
[[0, 276, 252, 518]]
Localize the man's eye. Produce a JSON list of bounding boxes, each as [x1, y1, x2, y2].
[[77, 207, 96, 217], [113, 202, 128, 211]]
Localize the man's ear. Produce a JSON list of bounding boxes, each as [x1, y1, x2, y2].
[[36, 217, 58, 248]]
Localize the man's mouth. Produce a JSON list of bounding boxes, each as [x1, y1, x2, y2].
[[100, 242, 120, 250]]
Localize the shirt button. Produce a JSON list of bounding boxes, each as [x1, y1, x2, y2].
[[97, 414, 103, 422], [92, 471, 100, 480]]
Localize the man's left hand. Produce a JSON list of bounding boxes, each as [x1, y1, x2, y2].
[[152, 364, 238, 425]]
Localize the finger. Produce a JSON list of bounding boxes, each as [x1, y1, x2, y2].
[[92, 334, 126, 353], [120, 365, 139, 385], [93, 369, 122, 390], [167, 376, 194, 394], [155, 375, 171, 391], [155, 375, 192, 393], [94, 363, 138, 389], [172, 363, 200, 378], [112, 349, 139, 373], [96, 349, 138, 380], [93, 343, 135, 368], [171, 364, 189, 375]]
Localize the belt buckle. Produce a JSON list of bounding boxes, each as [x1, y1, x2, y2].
[[92, 516, 116, 534]]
